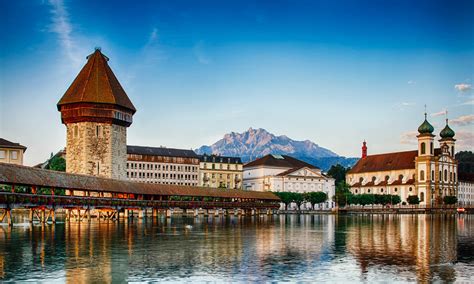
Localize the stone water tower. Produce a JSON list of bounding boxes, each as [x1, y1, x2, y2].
[[57, 48, 136, 179]]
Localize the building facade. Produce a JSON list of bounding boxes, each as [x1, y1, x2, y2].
[[458, 173, 474, 206], [199, 154, 243, 189], [243, 154, 335, 208], [0, 138, 27, 165], [347, 115, 458, 206], [127, 146, 199, 186], [57, 49, 136, 180]]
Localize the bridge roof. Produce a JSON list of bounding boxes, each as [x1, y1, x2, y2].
[[0, 163, 279, 201]]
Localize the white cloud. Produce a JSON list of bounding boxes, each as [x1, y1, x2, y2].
[[407, 80, 416, 85], [400, 131, 418, 145], [455, 83, 472, 92], [48, 0, 82, 65], [431, 109, 447, 117], [456, 131, 474, 151], [451, 114, 474, 126], [462, 99, 474, 105]]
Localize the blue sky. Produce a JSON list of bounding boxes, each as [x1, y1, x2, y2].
[[0, 0, 473, 166]]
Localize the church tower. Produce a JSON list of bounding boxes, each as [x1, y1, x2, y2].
[[415, 112, 435, 205], [57, 49, 136, 180]]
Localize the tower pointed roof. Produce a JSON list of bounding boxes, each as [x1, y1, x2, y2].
[[57, 48, 136, 113]]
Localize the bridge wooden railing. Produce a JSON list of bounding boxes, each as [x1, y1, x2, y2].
[[0, 192, 280, 210]]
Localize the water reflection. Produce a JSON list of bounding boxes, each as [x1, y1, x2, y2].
[[0, 214, 472, 282]]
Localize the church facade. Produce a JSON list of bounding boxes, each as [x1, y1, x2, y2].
[[346, 114, 458, 206]]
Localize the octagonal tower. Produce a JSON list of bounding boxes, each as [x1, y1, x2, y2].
[[57, 48, 136, 180]]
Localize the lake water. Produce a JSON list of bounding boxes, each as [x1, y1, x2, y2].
[[0, 214, 473, 282]]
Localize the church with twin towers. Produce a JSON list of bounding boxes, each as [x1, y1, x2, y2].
[[346, 112, 458, 206]]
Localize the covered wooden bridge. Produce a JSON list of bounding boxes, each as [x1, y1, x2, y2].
[[0, 163, 280, 225]]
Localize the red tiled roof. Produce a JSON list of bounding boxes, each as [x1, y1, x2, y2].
[[364, 181, 375, 187], [57, 49, 136, 113], [348, 150, 417, 174], [405, 178, 415, 185], [244, 154, 318, 169]]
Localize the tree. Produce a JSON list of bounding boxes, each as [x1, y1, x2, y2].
[[407, 195, 420, 205], [443, 196, 457, 205], [334, 181, 351, 207], [273, 192, 293, 210], [327, 164, 350, 184], [291, 192, 305, 210], [48, 156, 66, 172], [305, 192, 328, 209]]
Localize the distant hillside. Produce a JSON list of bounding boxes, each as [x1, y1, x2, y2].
[[196, 128, 358, 171]]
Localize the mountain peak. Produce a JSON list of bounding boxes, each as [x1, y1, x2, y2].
[[196, 128, 344, 169]]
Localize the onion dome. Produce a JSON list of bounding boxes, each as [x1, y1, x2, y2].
[[417, 113, 434, 134], [440, 119, 455, 138]]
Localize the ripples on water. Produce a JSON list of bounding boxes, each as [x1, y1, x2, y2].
[[0, 214, 473, 282]]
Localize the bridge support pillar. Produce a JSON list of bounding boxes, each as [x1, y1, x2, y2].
[[204, 209, 209, 217], [152, 208, 158, 218], [194, 209, 199, 217], [166, 209, 172, 218], [214, 209, 219, 217], [251, 209, 255, 216], [29, 209, 34, 223], [0, 209, 13, 227], [139, 209, 145, 219], [124, 209, 129, 218], [41, 209, 46, 223], [51, 209, 56, 224]]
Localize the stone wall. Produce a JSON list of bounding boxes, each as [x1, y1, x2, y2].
[[66, 122, 127, 180]]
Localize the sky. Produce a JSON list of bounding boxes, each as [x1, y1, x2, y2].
[[0, 0, 473, 166]]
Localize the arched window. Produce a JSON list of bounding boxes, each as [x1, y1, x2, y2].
[[74, 125, 78, 137], [444, 169, 448, 181], [430, 142, 434, 154], [372, 176, 376, 182], [409, 187, 412, 192], [394, 188, 398, 192], [421, 142, 426, 154], [420, 192, 425, 202], [355, 189, 358, 193], [450, 172, 453, 181], [399, 175, 404, 181], [420, 170, 425, 181], [380, 188, 384, 193], [431, 170, 434, 181], [451, 146, 454, 156], [367, 189, 371, 193], [359, 177, 364, 183]]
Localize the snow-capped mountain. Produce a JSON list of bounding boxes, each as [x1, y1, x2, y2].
[[196, 128, 357, 171]]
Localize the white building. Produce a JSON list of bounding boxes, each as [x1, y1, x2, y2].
[[458, 173, 474, 206], [243, 154, 335, 209], [126, 146, 199, 186]]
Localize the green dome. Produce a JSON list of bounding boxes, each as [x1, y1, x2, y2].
[[418, 114, 434, 134], [440, 120, 455, 138]]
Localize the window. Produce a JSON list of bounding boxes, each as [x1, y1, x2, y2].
[[420, 192, 425, 202], [11, 151, 18, 160], [420, 170, 425, 181], [409, 187, 412, 192], [451, 146, 454, 156], [368, 189, 371, 193], [380, 188, 384, 193], [394, 188, 398, 192], [444, 169, 448, 182], [0, 150, 5, 159], [430, 142, 434, 154], [421, 142, 426, 155], [431, 170, 434, 181], [74, 125, 79, 137]]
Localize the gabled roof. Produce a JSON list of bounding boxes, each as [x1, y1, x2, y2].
[[127, 146, 198, 158], [276, 166, 323, 177], [348, 150, 417, 174], [57, 49, 136, 113], [244, 154, 319, 169], [0, 138, 27, 152]]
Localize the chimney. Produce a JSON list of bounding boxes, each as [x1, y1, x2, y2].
[[362, 141, 367, 158]]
